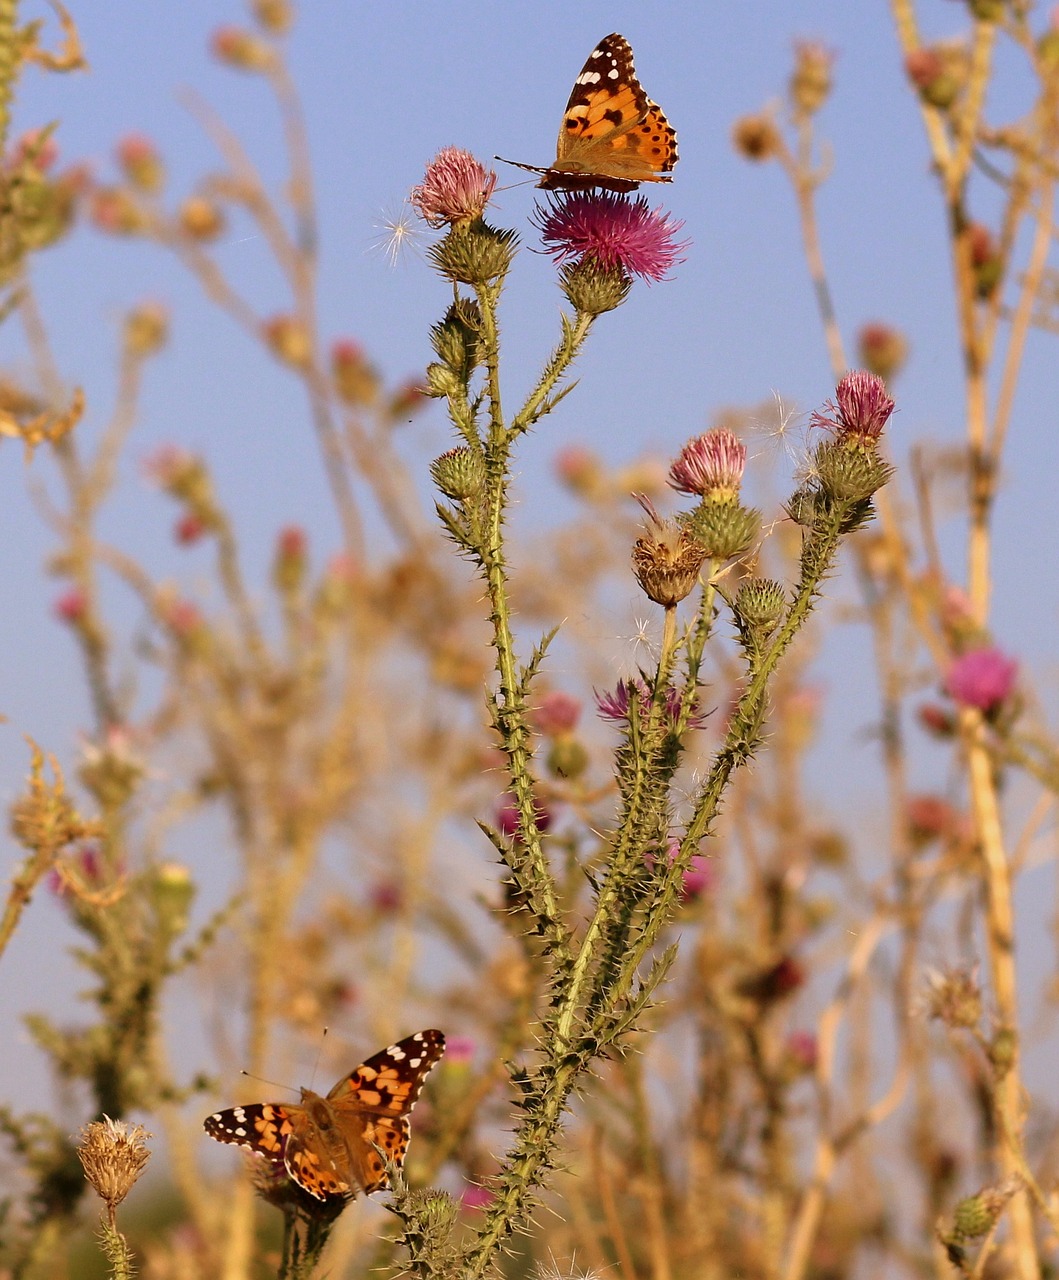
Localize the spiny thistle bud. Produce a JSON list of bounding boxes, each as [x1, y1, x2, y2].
[[431, 446, 486, 501], [680, 502, 759, 562], [427, 223, 517, 286], [425, 361, 462, 399], [731, 113, 782, 162], [631, 504, 707, 608], [790, 41, 835, 116], [262, 314, 312, 369], [144, 445, 215, 511], [734, 577, 787, 635], [211, 25, 276, 72], [558, 257, 632, 316], [331, 338, 379, 407], [273, 524, 307, 594], [123, 302, 169, 359], [89, 187, 147, 236], [668, 428, 747, 501], [965, 222, 1003, 298], [920, 967, 982, 1029], [546, 736, 589, 780], [857, 322, 908, 382], [786, 486, 819, 527], [430, 300, 482, 373], [252, 0, 294, 33], [77, 1116, 152, 1214], [966, 0, 1005, 20], [178, 195, 225, 241], [151, 861, 195, 937], [905, 46, 961, 110], [951, 1181, 1019, 1241], [812, 439, 893, 502], [411, 148, 498, 229], [117, 134, 164, 194], [988, 1026, 1018, 1077]]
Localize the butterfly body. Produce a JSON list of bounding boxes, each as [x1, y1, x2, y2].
[[204, 1029, 445, 1201], [503, 34, 678, 193]]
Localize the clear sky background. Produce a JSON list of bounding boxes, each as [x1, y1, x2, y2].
[[4, 2, 1059, 1115]]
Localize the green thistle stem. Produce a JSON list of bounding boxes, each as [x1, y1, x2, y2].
[[0, 0, 19, 155]]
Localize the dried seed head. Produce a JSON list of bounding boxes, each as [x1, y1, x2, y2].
[[631, 501, 707, 607], [77, 1116, 151, 1210]]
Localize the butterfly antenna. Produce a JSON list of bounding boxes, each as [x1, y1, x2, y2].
[[239, 1069, 297, 1095], [307, 1025, 329, 1091]]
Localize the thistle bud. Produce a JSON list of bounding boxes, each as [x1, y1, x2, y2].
[[124, 302, 169, 359], [211, 25, 276, 72], [734, 577, 786, 635], [857, 322, 908, 382], [431, 446, 486, 501], [905, 46, 961, 110], [812, 440, 893, 502], [988, 1026, 1017, 1077], [152, 861, 195, 937], [731, 113, 781, 162], [273, 524, 307, 594], [89, 187, 147, 236], [790, 42, 834, 116], [179, 195, 225, 241], [427, 223, 517, 286], [331, 339, 379, 407], [117, 134, 164, 194], [951, 1182, 1019, 1241], [425, 361, 462, 399], [559, 258, 632, 316], [966, 0, 1005, 20], [252, 0, 294, 33], [681, 502, 759, 562], [430, 299, 482, 373], [546, 736, 589, 780], [262, 314, 312, 369], [966, 223, 1002, 298]]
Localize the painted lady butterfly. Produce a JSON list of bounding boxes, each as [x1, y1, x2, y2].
[[203, 1029, 445, 1200], [501, 33, 678, 192]]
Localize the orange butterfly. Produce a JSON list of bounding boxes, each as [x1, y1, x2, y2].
[[203, 1030, 445, 1200], [500, 33, 678, 193]]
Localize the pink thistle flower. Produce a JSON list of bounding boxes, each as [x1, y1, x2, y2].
[[532, 690, 582, 736], [810, 370, 895, 443], [668, 428, 747, 499], [944, 646, 1018, 712], [410, 147, 497, 228], [445, 1036, 476, 1064], [496, 795, 553, 839], [595, 678, 705, 730], [54, 587, 88, 624], [175, 513, 206, 545], [371, 881, 402, 914], [12, 128, 58, 171], [649, 837, 714, 903], [534, 192, 688, 282], [460, 1183, 494, 1212], [784, 1030, 819, 1071]]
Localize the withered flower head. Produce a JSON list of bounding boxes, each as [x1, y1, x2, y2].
[[631, 495, 707, 607], [77, 1116, 152, 1214]]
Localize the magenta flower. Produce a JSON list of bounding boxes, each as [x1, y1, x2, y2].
[[496, 795, 553, 839], [944, 646, 1018, 712], [410, 147, 497, 228], [595, 678, 705, 730], [532, 690, 582, 736], [460, 1183, 494, 1212], [445, 1036, 476, 1064], [533, 192, 688, 282], [649, 837, 714, 903], [810, 370, 895, 443], [668, 428, 747, 499]]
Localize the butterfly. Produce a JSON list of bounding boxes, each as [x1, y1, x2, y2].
[[203, 1029, 445, 1200], [499, 33, 678, 193]]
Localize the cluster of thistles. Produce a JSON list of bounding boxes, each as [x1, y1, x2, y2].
[[409, 146, 686, 306]]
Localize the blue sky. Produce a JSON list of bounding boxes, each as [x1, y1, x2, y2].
[[4, 2, 1059, 1112]]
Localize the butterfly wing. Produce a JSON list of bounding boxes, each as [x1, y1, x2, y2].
[[327, 1029, 446, 1193], [203, 1100, 295, 1161], [544, 33, 678, 191]]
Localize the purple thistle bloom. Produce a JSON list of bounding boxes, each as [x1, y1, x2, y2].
[[944, 646, 1018, 712], [410, 147, 498, 228], [668, 428, 747, 499], [595, 678, 705, 730], [533, 192, 688, 282], [810, 370, 895, 442]]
